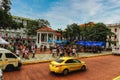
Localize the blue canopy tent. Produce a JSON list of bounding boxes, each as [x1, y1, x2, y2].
[[76, 41, 105, 47], [54, 40, 63, 44], [54, 40, 68, 44]]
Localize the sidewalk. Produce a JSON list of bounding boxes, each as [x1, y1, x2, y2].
[[21, 51, 112, 65]]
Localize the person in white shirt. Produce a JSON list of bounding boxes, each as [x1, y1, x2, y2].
[[72, 48, 77, 56], [16, 47, 20, 57]]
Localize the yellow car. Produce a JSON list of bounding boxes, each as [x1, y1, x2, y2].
[[49, 57, 86, 75]]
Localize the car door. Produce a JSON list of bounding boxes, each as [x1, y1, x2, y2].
[[65, 59, 81, 71], [0, 53, 3, 69], [72, 59, 82, 70], [5, 53, 18, 67], [65, 59, 75, 71]]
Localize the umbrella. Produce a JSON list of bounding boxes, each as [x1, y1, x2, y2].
[[0, 37, 9, 44]]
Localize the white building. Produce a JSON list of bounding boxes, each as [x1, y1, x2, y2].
[[106, 23, 120, 48]]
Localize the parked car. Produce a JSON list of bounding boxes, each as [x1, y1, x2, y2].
[[0, 48, 22, 71], [0, 69, 3, 80], [112, 46, 120, 55], [49, 57, 86, 75]]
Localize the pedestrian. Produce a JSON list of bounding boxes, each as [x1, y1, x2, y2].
[[52, 47, 57, 57], [72, 48, 77, 57], [16, 47, 20, 57], [31, 44, 36, 58], [22, 45, 25, 58], [40, 45, 43, 52], [44, 45, 47, 51], [59, 48, 65, 57], [24, 47, 29, 59]]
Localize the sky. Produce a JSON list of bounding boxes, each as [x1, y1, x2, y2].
[[9, 0, 120, 30]]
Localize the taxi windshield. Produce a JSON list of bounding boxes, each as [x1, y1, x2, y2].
[[56, 59, 64, 63]]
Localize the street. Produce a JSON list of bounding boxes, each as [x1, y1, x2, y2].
[[3, 55, 120, 80]]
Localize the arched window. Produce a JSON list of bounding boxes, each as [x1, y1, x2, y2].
[[115, 28, 117, 32]]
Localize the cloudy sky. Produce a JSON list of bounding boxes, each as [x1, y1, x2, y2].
[[10, 0, 120, 30]]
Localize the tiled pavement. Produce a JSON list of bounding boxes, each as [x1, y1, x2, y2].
[[21, 51, 112, 64]]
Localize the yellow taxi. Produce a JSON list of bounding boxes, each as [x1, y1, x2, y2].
[[113, 76, 120, 80], [49, 57, 86, 75]]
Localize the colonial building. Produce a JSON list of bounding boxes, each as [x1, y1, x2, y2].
[[0, 16, 30, 39], [106, 23, 120, 48]]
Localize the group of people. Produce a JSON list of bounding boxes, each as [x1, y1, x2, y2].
[[0, 37, 37, 59], [50, 45, 77, 57]]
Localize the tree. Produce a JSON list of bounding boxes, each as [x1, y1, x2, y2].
[[1, 0, 11, 12], [25, 19, 50, 36], [0, 0, 13, 29], [37, 19, 50, 27], [25, 20, 39, 36], [65, 23, 81, 40], [88, 23, 115, 42]]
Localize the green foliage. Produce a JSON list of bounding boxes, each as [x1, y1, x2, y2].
[[0, 0, 20, 29], [88, 23, 115, 41], [37, 19, 50, 27], [63, 22, 115, 43], [25, 19, 50, 36], [64, 23, 81, 40], [25, 20, 38, 36], [0, 8, 13, 29]]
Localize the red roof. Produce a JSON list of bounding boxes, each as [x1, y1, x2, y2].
[[55, 32, 61, 36], [37, 26, 55, 32], [37, 26, 61, 36]]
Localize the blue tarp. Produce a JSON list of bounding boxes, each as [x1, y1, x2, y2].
[[54, 40, 68, 44], [76, 41, 105, 46]]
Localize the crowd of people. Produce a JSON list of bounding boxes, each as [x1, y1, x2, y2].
[[49, 45, 77, 57], [0, 34, 79, 59], [0, 37, 37, 59]]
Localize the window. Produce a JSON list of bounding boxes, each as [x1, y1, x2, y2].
[[114, 35, 117, 39], [65, 59, 73, 63], [56, 59, 64, 63], [65, 59, 80, 63], [5, 53, 17, 58], [73, 59, 81, 63], [0, 53, 2, 58], [115, 28, 117, 32]]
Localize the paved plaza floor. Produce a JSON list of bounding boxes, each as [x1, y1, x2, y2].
[[21, 50, 112, 64]]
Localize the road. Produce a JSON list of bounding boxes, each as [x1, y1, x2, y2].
[[3, 55, 120, 80]]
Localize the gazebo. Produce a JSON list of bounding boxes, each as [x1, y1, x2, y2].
[[36, 26, 61, 48]]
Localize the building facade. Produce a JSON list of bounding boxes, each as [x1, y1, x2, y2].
[[106, 23, 120, 48], [0, 16, 31, 39]]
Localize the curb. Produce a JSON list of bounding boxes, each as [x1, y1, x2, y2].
[[21, 53, 112, 65], [78, 53, 112, 59]]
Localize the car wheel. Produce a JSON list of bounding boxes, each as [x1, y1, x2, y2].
[[63, 69, 69, 75], [81, 65, 86, 71], [5, 65, 14, 72]]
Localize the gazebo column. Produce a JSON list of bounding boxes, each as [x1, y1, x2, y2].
[[37, 33, 38, 45], [39, 33, 41, 47], [46, 33, 49, 48], [47, 33, 48, 42]]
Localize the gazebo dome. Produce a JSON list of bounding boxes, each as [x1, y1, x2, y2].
[[37, 26, 55, 32]]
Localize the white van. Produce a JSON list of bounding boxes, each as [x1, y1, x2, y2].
[[0, 48, 22, 71], [112, 46, 120, 55], [0, 69, 3, 80]]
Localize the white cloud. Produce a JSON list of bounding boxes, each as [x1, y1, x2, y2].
[[40, 0, 105, 29], [11, 0, 120, 30]]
